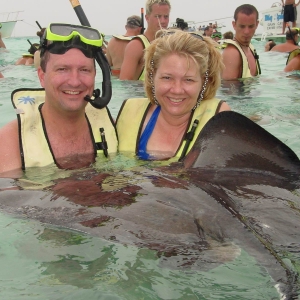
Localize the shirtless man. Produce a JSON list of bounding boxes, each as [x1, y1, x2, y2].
[[0, 23, 118, 176], [284, 52, 300, 71], [222, 4, 260, 80], [281, 0, 300, 34], [106, 15, 142, 76], [119, 0, 171, 81], [271, 28, 299, 52]]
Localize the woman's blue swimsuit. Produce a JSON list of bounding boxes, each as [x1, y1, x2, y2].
[[138, 106, 161, 160]]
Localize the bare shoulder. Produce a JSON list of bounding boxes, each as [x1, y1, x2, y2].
[[125, 38, 145, 55], [222, 44, 240, 57], [0, 120, 22, 173], [218, 101, 231, 112]]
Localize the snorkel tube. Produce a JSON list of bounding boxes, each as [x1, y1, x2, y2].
[[141, 8, 145, 34], [287, 26, 298, 46], [69, 0, 112, 109]]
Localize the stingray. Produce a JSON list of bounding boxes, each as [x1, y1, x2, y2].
[[0, 111, 300, 299]]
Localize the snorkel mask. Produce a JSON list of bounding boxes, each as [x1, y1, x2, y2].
[[40, 23, 111, 109], [40, 23, 103, 58], [211, 32, 222, 39]]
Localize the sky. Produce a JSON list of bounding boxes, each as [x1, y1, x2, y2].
[[0, 0, 277, 37]]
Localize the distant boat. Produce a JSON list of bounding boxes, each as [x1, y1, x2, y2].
[[253, 2, 300, 43], [0, 11, 23, 38]]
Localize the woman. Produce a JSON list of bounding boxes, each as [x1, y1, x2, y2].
[[116, 29, 230, 161]]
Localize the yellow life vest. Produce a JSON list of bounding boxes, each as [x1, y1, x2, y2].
[[116, 98, 222, 160], [11, 88, 118, 169], [223, 39, 261, 78], [112, 35, 136, 41], [132, 35, 150, 81], [286, 48, 300, 65]]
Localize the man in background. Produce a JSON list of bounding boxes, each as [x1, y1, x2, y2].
[[281, 0, 300, 34], [271, 28, 299, 52], [119, 0, 171, 81], [106, 15, 142, 76], [222, 4, 260, 80], [203, 26, 213, 37]]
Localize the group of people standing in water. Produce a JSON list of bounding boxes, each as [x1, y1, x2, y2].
[[0, 1, 298, 176]]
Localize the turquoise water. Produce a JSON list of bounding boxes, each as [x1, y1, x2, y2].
[[0, 37, 299, 299]]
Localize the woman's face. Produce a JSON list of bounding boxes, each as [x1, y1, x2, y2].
[[153, 53, 203, 119]]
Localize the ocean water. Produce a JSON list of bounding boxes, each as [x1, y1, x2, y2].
[[0, 37, 299, 299]]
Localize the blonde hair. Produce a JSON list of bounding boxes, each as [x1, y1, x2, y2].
[[145, 0, 171, 15], [144, 29, 224, 104]]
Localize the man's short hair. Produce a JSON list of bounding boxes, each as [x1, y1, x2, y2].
[[286, 28, 299, 40], [145, 0, 171, 15], [234, 4, 259, 21], [126, 15, 142, 28]]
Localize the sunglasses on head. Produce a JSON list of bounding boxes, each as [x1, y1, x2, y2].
[[159, 30, 204, 41]]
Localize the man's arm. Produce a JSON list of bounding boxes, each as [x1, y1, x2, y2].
[[221, 45, 243, 80], [119, 39, 144, 80], [284, 55, 300, 72], [105, 47, 112, 66], [0, 120, 22, 175]]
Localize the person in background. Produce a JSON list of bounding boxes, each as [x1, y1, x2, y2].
[[264, 40, 277, 51], [0, 31, 6, 48], [203, 26, 213, 37], [223, 31, 234, 39], [106, 15, 142, 76], [270, 28, 299, 52], [116, 29, 230, 161], [284, 47, 300, 70], [15, 43, 39, 65], [34, 27, 46, 69], [211, 32, 222, 43], [119, 0, 171, 81], [175, 17, 188, 30], [221, 4, 260, 80], [281, 0, 300, 34], [0, 32, 6, 78], [0, 23, 118, 176], [100, 33, 108, 54]]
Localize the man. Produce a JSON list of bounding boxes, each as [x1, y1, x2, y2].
[[0, 23, 118, 176], [271, 28, 299, 52], [284, 51, 300, 71], [119, 0, 171, 81], [222, 4, 260, 80], [203, 26, 213, 37], [106, 15, 142, 76], [281, 0, 300, 34]]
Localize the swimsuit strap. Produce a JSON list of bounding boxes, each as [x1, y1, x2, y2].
[[138, 105, 161, 159]]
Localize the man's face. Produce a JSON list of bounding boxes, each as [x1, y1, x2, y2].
[[232, 12, 259, 45], [205, 27, 213, 37], [38, 48, 96, 114], [146, 3, 170, 32]]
